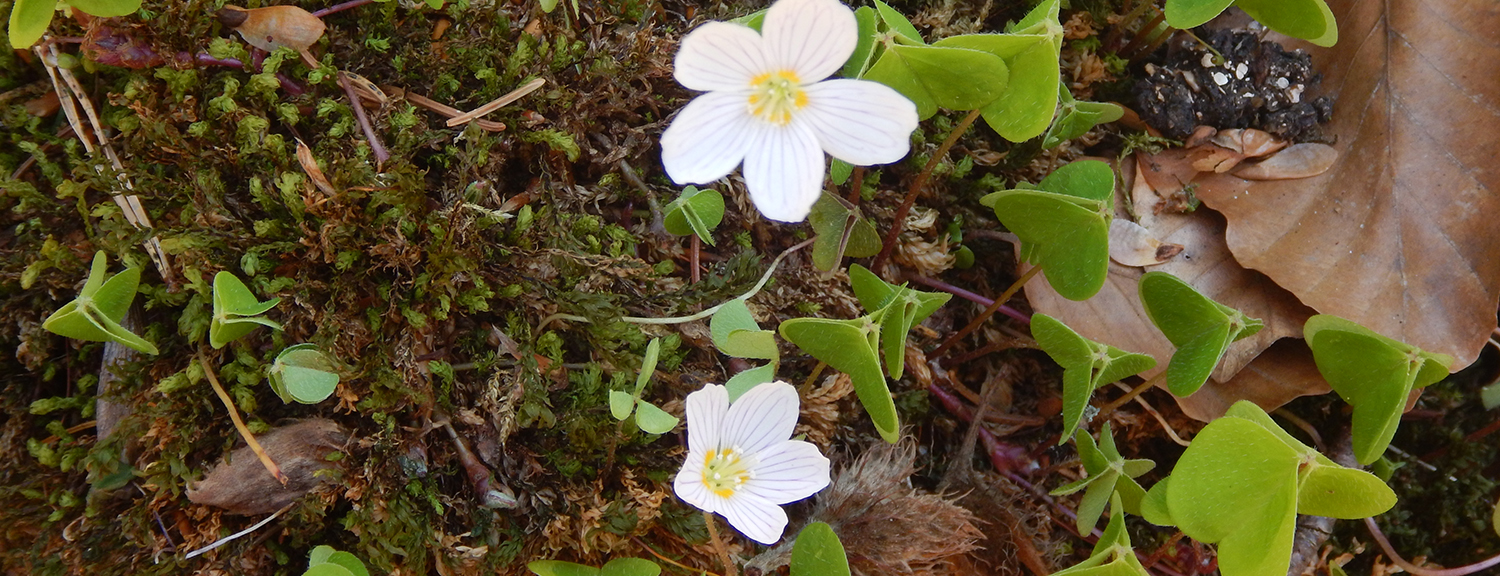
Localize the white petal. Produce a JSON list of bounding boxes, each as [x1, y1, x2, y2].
[[674, 457, 718, 513], [662, 92, 757, 186], [675, 22, 769, 91], [684, 384, 730, 456], [799, 79, 918, 166], [742, 123, 824, 222], [762, 0, 857, 81], [721, 381, 800, 455], [720, 492, 790, 545], [741, 440, 831, 504]]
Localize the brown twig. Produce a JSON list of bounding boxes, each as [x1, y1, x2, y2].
[[197, 349, 285, 485], [1365, 517, 1500, 576], [931, 265, 1043, 358], [871, 108, 982, 274], [386, 86, 507, 131], [1095, 372, 1166, 418], [446, 77, 546, 127], [338, 71, 389, 168], [690, 234, 702, 284]]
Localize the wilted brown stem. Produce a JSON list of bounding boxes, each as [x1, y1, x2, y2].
[[197, 349, 285, 485], [872, 108, 982, 274]]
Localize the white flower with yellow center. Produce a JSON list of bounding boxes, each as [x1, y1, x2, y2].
[[661, 0, 919, 223], [674, 381, 831, 545]]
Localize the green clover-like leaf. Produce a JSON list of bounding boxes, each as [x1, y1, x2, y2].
[[862, 43, 1009, 118], [1138, 271, 1263, 397], [935, 0, 1063, 142], [1032, 314, 1156, 442], [848, 264, 951, 379], [808, 193, 881, 272], [1304, 314, 1453, 465], [69, 0, 143, 17], [710, 299, 778, 361], [610, 338, 682, 433], [306, 546, 368, 576], [871, 0, 923, 46], [268, 344, 340, 404], [1164, 0, 1335, 47], [662, 186, 725, 246], [210, 271, 282, 349], [841, 6, 879, 78], [632, 401, 679, 435], [790, 522, 851, 576], [780, 316, 897, 443], [1051, 423, 1154, 535], [725, 363, 777, 402], [1043, 83, 1125, 149], [981, 160, 1113, 301], [1051, 493, 1151, 576], [1162, 401, 1395, 576], [41, 251, 158, 355], [9, 0, 55, 49]]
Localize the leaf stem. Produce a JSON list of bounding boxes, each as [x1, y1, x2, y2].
[[196, 349, 286, 486], [631, 536, 722, 576], [931, 265, 1043, 358], [1096, 372, 1167, 418], [1365, 517, 1500, 576], [872, 108, 982, 274], [702, 512, 739, 576]]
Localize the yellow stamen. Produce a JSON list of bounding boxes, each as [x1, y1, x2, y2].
[[702, 447, 755, 498], [747, 70, 807, 126]]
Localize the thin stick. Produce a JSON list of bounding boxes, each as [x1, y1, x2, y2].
[[183, 503, 292, 559], [338, 72, 390, 168], [847, 166, 865, 204], [387, 85, 507, 131], [1111, 381, 1191, 446], [871, 108, 982, 273], [197, 350, 286, 485], [312, 0, 375, 17], [931, 265, 1042, 358], [1096, 372, 1166, 418], [690, 234, 702, 284], [907, 275, 1031, 324], [702, 512, 739, 576], [1365, 517, 1500, 576], [446, 77, 546, 127]]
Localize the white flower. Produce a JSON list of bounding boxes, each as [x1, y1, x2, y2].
[[674, 381, 831, 545], [661, 0, 919, 223]]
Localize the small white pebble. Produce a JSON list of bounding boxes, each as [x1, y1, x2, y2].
[[1182, 70, 1200, 91], [1212, 72, 1230, 86], [1201, 53, 1215, 67], [1145, 63, 1157, 75], [1290, 86, 1304, 103], [1275, 77, 1290, 89], [1242, 92, 1255, 98], [1235, 63, 1248, 79]]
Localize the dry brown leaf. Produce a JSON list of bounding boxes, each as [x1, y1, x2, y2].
[[216, 5, 326, 52], [1192, 0, 1500, 367], [1109, 218, 1183, 266], [186, 419, 348, 515], [1231, 143, 1337, 180]]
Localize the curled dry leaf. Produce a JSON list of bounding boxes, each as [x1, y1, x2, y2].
[[217, 5, 326, 53], [1191, 0, 1500, 368], [1187, 128, 1288, 173], [1109, 218, 1184, 266], [295, 139, 336, 195], [1230, 142, 1338, 180], [187, 419, 348, 515]]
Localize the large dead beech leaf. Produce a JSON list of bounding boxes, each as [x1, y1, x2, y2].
[[1192, 0, 1500, 368], [1023, 161, 1323, 420]]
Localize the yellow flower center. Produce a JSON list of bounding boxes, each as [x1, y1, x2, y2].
[[747, 70, 808, 126], [702, 447, 754, 498]]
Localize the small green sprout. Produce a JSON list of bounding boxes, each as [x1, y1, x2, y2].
[[268, 344, 341, 404], [301, 545, 368, 576], [1138, 271, 1263, 397], [210, 271, 282, 349], [1051, 493, 1150, 576], [981, 159, 1114, 301], [42, 251, 158, 355], [1031, 313, 1156, 442], [1304, 315, 1453, 464], [1050, 423, 1154, 535], [807, 193, 881, 272], [662, 186, 725, 246], [609, 338, 680, 435], [710, 299, 780, 400], [1042, 82, 1124, 149], [780, 265, 950, 443], [528, 558, 660, 576]]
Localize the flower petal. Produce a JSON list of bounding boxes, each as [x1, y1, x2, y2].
[[721, 381, 800, 455], [720, 491, 790, 545], [675, 22, 769, 91], [685, 383, 730, 455], [662, 92, 757, 186], [742, 123, 824, 222], [799, 79, 918, 166], [741, 440, 831, 505], [762, 0, 857, 81], [674, 456, 719, 513]]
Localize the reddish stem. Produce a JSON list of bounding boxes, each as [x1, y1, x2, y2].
[[871, 108, 981, 275], [339, 73, 390, 167], [313, 0, 377, 18], [930, 265, 1042, 359], [907, 275, 1031, 325], [690, 234, 701, 284]]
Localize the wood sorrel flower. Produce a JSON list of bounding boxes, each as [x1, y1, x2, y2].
[[674, 381, 831, 545], [661, 0, 919, 223]]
